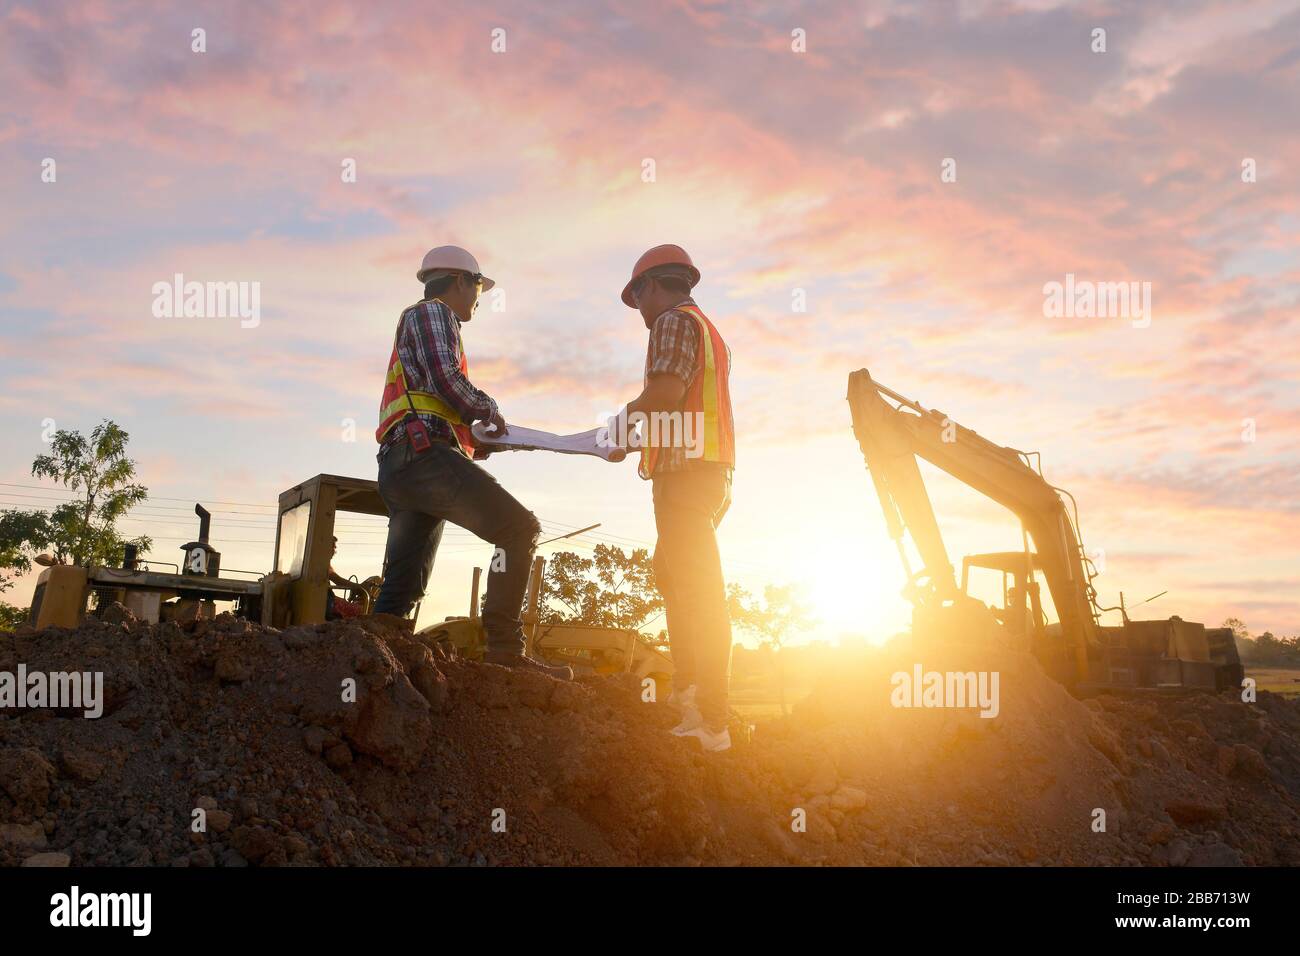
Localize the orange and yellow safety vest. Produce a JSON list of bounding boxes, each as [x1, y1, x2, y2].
[[376, 306, 476, 458], [639, 303, 735, 479]]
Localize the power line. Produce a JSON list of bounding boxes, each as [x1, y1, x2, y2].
[[0, 482, 714, 568], [0, 482, 278, 509], [0, 501, 477, 538], [1, 483, 631, 535], [1, 495, 647, 548]]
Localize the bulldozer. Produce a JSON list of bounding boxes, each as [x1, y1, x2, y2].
[[27, 472, 676, 693], [417, 556, 675, 696], [847, 369, 1243, 694], [29, 474, 388, 630]]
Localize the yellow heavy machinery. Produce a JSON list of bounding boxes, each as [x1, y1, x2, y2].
[[847, 369, 1243, 694], [417, 557, 675, 695], [28, 473, 675, 691], [30, 475, 397, 630]]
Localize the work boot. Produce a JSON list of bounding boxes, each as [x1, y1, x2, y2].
[[483, 649, 573, 681]]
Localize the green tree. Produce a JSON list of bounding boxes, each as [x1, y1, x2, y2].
[[1, 421, 151, 626], [1, 511, 50, 625], [1, 511, 51, 589], [727, 582, 817, 715], [28, 420, 151, 566], [0, 604, 28, 629], [538, 545, 663, 632]]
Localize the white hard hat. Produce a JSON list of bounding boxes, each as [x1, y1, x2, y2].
[[417, 245, 495, 291]]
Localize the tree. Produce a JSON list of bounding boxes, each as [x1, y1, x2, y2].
[[28, 420, 151, 566], [538, 545, 663, 632], [1, 511, 51, 591], [1223, 616, 1257, 662], [1, 498, 55, 627], [1223, 617, 1249, 640], [1255, 631, 1279, 659], [0, 421, 150, 624], [727, 582, 817, 714], [0, 604, 27, 629]]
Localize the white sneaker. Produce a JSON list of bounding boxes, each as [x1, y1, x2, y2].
[[679, 724, 732, 753], [670, 704, 704, 736], [668, 683, 697, 710]]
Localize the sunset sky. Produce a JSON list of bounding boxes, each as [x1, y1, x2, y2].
[[1, 0, 1297, 643]]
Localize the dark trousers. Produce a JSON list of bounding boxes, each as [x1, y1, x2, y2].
[[652, 465, 733, 728], [374, 440, 541, 653]]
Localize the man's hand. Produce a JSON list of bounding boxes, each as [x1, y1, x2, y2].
[[605, 411, 628, 449], [600, 412, 631, 463], [486, 411, 509, 437]]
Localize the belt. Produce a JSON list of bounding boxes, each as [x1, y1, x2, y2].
[[378, 431, 457, 463]]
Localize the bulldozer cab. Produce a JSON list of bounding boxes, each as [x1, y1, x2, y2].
[[265, 474, 389, 628]]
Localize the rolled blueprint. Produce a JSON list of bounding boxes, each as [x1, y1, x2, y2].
[[470, 422, 627, 462]]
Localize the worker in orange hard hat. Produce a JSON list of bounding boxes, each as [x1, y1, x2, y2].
[[610, 244, 736, 752], [372, 245, 571, 680]]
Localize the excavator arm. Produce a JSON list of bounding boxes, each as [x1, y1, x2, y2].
[[847, 369, 1098, 679]]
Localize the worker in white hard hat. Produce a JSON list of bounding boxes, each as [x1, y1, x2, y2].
[[372, 246, 571, 680]]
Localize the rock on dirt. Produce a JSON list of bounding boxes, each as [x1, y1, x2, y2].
[[1, 614, 1299, 866]]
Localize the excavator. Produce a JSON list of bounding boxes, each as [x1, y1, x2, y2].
[[847, 369, 1243, 694]]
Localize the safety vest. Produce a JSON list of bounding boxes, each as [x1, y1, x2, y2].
[[639, 303, 735, 479], [376, 301, 476, 457]]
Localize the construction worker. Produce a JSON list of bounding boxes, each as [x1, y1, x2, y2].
[[326, 536, 363, 619], [372, 245, 571, 680], [614, 244, 736, 751]]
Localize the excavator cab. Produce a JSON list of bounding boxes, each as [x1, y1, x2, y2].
[[960, 551, 1045, 646], [957, 550, 1076, 684]]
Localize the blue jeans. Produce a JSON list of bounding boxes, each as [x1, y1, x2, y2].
[[374, 439, 541, 653]]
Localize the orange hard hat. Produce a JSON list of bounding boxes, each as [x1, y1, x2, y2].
[[621, 244, 700, 307]]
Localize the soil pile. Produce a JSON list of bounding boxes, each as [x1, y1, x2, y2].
[[2, 611, 1297, 866]]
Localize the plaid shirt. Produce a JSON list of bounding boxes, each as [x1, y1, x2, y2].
[[644, 298, 733, 475], [378, 299, 498, 462]]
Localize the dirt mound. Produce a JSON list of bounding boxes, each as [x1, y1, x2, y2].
[[2, 612, 1298, 866], [759, 642, 1300, 865]]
